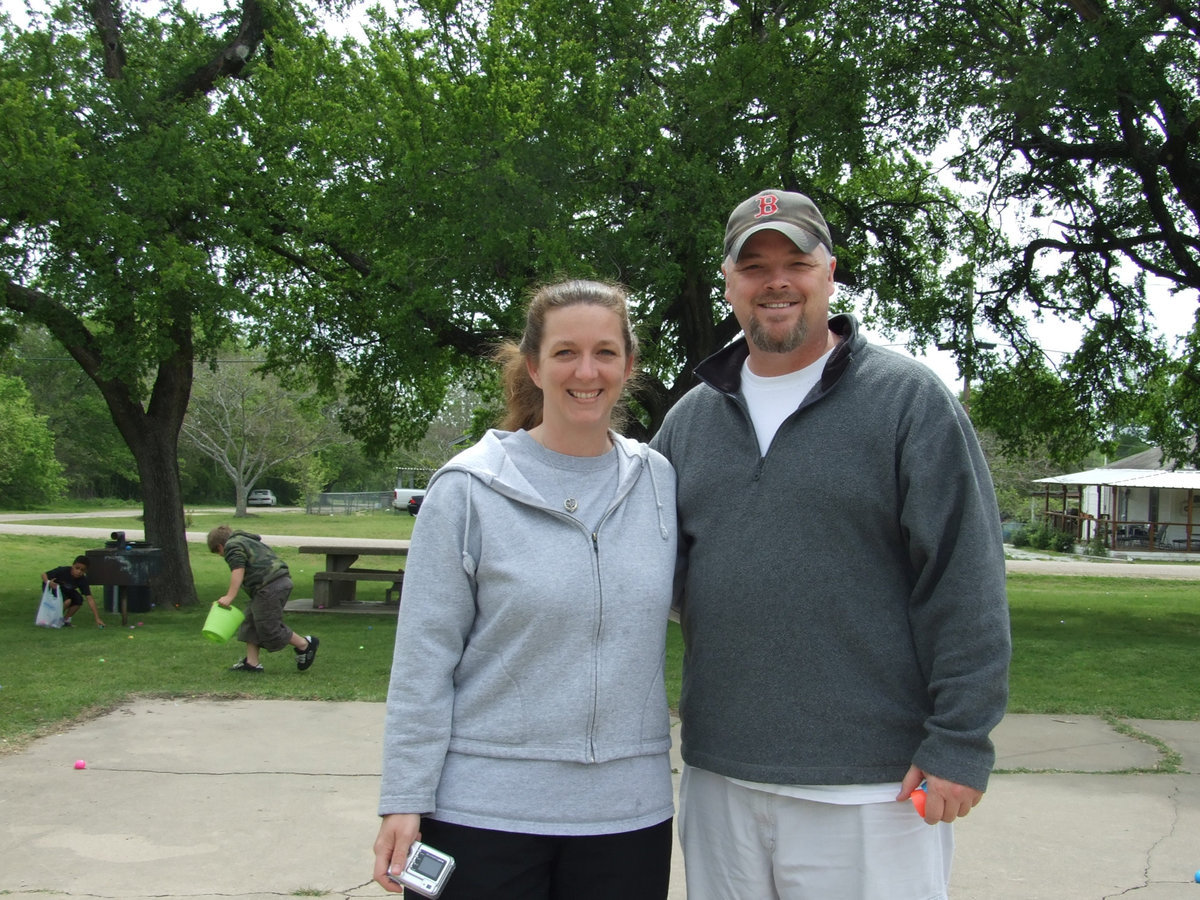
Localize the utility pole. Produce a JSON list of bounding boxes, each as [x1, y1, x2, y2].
[[938, 303, 996, 412]]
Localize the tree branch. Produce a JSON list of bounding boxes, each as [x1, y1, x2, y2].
[[1158, 0, 1200, 37], [1064, 0, 1105, 23], [1012, 127, 1129, 163], [2, 280, 153, 441], [88, 0, 127, 79], [170, 0, 266, 101], [4, 281, 106, 385]]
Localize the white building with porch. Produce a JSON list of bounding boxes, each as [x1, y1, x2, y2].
[[1034, 448, 1200, 552]]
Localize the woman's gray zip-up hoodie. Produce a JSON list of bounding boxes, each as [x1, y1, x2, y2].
[[378, 428, 677, 834]]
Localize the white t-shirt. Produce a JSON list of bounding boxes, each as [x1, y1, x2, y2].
[[740, 349, 833, 456], [728, 777, 903, 805]]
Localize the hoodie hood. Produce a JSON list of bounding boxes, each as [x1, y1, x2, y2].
[[429, 429, 672, 540]]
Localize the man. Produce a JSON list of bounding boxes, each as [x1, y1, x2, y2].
[[651, 189, 1010, 899]]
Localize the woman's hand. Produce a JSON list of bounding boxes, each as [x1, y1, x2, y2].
[[373, 813, 422, 893]]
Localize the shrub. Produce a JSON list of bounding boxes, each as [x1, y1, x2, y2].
[[1026, 523, 1054, 550], [1050, 529, 1077, 553], [1021, 521, 1077, 553], [1082, 527, 1110, 558]]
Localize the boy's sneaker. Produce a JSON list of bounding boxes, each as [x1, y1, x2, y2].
[[230, 658, 264, 673], [295, 635, 319, 671]]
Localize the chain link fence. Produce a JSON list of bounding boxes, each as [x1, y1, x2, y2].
[[305, 491, 392, 515], [303, 468, 437, 515]]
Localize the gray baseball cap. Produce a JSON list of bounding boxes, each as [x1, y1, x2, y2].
[[724, 189, 833, 261]]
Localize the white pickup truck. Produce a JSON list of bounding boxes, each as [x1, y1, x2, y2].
[[392, 486, 427, 515]]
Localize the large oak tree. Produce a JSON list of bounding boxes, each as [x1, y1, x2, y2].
[[247, 0, 987, 444], [0, 0, 317, 603], [253, 0, 1200, 464]]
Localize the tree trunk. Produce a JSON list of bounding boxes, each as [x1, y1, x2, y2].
[[3, 285, 201, 604], [127, 418, 197, 607], [109, 359, 198, 607]]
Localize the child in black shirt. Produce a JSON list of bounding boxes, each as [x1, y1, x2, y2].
[[43, 555, 105, 628]]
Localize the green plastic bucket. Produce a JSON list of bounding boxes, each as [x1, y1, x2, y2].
[[202, 601, 244, 643]]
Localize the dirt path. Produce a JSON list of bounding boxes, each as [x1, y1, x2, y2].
[[1006, 558, 1200, 579], [3, 511, 1198, 579]]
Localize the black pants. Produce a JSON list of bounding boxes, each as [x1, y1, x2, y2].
[[417, 817, 673, 900]]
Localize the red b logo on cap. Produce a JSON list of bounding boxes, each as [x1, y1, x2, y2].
[[756, 195, 780, 219]]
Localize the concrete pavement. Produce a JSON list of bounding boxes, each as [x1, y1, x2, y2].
[[5, 701, 1200, 899]]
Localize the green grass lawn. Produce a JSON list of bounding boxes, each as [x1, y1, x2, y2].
[[1, 533, 403, 751], [1006, 574, 1200, 718], [3, 529, 1199, 754]]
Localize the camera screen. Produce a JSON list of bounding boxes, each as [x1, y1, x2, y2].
[[412, 850, 446, 879]]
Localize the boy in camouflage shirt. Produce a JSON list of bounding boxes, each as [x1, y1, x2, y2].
[[208, 525, 319, 673]]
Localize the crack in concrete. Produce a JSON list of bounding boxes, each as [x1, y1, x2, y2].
[[1102, 782, 1185, 898]]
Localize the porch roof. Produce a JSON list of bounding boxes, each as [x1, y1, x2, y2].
[[1036, 469, 1200, 489]]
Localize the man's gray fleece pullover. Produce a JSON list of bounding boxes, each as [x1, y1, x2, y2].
[[378, 429, 677, 834], [652, 315, 1010, 793]]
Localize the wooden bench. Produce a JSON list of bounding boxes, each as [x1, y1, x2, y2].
[[312, 570, 404, 606]]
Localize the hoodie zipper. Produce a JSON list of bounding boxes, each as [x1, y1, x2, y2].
[[583, 490, 634, 762], [587, 528, 601, 762]]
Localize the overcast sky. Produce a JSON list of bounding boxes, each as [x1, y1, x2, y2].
[[858, 275, 1195, 393]]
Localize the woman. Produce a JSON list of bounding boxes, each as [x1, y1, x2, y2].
[[372, 280, 678, 899]]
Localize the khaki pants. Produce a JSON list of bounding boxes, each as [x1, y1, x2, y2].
[[237, 575, 294, 652], [679, 765, 953, 900]]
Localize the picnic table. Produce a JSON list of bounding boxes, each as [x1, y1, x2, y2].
[[298, 542, 410, 608]]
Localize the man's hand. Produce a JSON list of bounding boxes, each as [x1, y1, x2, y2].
[[898, 765, 983, 824]]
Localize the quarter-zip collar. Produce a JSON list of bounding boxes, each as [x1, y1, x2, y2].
[[694, 313, 859, 401]]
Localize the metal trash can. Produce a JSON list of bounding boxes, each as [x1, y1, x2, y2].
[[85, 531, 164, 619]]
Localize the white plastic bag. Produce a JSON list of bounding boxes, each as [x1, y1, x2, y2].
[[35, 583, 64, 628]]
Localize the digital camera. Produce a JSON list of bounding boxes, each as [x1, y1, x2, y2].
[[388, 841, 455, 898]]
